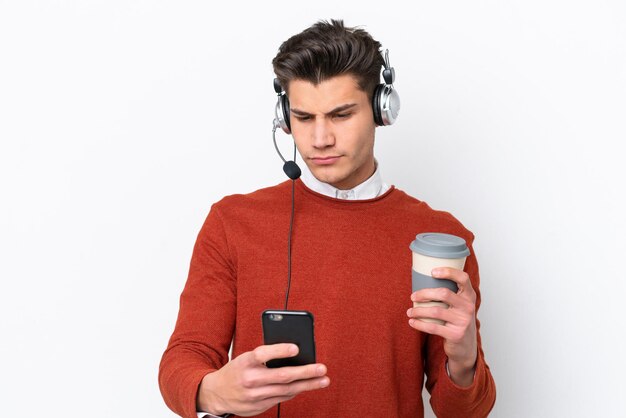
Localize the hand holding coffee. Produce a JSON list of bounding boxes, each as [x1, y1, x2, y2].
[[410, 233, 470, 325]]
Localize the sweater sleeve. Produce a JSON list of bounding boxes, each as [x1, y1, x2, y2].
[[159, 205, 237, 418], [424, 236, 496, 417]]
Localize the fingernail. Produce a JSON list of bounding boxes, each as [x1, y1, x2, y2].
[[320, 377, 330, 388], [431, 268, 442, 277], [289, 344, 298, 354], [317, 365, 326, 375], [406, 308, 412, 316]]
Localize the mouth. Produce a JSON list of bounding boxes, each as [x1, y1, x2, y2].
[[310, 156, 341, 166]]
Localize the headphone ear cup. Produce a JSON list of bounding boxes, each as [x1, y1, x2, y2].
[[372, 84, 384, 126], [275, 93, 292, 134], [373, 84, 401, 126]]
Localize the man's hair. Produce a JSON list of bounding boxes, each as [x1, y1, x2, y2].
[[272, 19, 385, 99]]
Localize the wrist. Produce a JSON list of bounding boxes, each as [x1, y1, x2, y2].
[[197, 371, 227, 416], [446, 357, 476, 387], [447, 354, 476, 372]]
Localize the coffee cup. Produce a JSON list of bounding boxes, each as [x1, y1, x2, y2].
[[409, 232, 470, 325]]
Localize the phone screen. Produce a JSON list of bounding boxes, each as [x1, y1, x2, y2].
[[262, 310, 316, 368]]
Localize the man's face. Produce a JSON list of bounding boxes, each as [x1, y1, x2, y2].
[[287, 74, 376, 190]]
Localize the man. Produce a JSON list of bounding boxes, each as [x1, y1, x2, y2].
[[159, 19, 496, 418]]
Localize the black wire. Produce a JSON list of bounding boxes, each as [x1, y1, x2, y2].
[[283, 141, 297, 311], [283, 179, 295, 310]]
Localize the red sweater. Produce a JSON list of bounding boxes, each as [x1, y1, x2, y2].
[[159, 180, 496, 418]]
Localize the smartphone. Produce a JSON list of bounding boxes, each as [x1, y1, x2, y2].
[[262, 310, 316, 368]]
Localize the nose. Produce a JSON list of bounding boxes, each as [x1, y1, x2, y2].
[[312, 118, 335, 149]]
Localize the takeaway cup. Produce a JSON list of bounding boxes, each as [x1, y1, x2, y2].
[[410, 232, 470, 325]]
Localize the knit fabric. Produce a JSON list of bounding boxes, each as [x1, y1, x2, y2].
[[159, 180, 496, 418]]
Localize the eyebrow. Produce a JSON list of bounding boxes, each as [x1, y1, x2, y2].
[[290, 103, 358, 117]]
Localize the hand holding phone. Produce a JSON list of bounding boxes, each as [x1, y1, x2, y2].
[[196, 342, 328, 417]]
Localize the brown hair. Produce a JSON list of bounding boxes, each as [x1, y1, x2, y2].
[[272, 19, 384, 99]]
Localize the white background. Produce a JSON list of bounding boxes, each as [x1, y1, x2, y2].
[[1, 1, 625, 417]]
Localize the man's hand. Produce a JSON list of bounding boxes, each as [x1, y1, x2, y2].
[[406, 267, 478, 387], [197, 343, 330, 417]]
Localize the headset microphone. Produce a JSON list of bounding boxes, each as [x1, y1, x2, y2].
[[283, 161, 301, 180]]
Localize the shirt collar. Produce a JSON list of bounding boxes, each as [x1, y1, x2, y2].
[[300, 160, 390, 200]]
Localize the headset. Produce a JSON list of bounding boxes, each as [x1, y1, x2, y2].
[[273, 48, 400, 137]]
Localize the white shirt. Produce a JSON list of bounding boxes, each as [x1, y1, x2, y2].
[[299, 160, 390, 200]]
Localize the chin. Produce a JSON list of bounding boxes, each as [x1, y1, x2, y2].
[[309, 167, 344, 185]]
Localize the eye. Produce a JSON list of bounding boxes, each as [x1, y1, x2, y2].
[[294, 115, 312, 122], [334, 113, 352, 119]]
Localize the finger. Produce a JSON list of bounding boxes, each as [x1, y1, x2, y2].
[[407, 305, 455, 323], [431, 268, 475, 294], [249, 363, 328, 387], [407, 305, 474, 330], [247, 344, 299, 367], [251, 375, 331, 401], [408, 316, 459, 340], [411, 287, 456, 305], [408, 308, 475, 342]]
